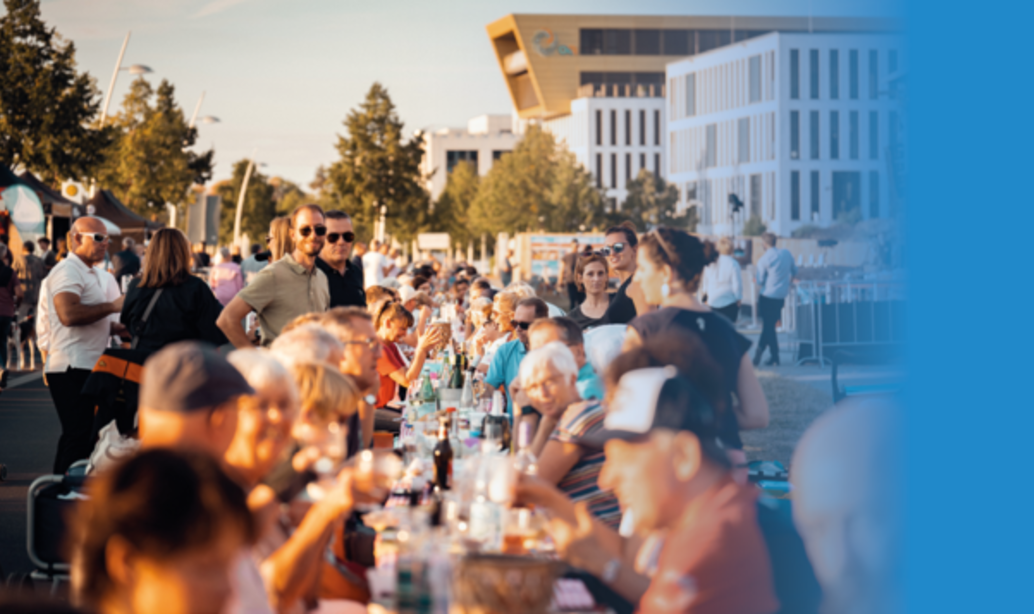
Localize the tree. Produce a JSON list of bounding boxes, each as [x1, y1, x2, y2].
[[618, 169, 696, 232], [214, 159, 275, 246], [270, 177, 309, 215], [430, 160, 479, 249], [742, 214, 767, 236], [469, 125, 605, 240], [94, 77, 214, 216], [326, 83, 429, 243], [0, 0, 112, 182]]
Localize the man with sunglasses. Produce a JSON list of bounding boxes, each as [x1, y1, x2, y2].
[[219, 204, 330, 348], [40, 216, 126, 473], [601, 223, 645, 325], [316, 210, 366, 308], [485, 296, 549, 414]]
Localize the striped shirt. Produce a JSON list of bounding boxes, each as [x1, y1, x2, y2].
[[552, 401, 622, 529]]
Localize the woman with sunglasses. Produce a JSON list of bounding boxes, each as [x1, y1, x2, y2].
[[567, 253, 612, 331], [600, 222, 648, 325]]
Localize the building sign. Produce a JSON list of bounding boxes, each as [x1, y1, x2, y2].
[[528, 234, 605, 278], [531, 29, 575, 57]]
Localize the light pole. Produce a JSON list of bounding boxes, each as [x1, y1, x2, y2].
[[188, 91, 221, 129], [233, 151, 264, 249], [98, 31, 153, 127]]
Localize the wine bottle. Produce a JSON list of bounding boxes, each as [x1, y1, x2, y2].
[[513, 421, 538, 476], [433, 418, 453, 490], [483, 391, 511, 452]]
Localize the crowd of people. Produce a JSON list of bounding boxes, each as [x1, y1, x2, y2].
[[0, 203, 899, 614]]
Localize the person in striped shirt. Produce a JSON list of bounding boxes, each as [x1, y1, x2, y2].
[[518, 342, 621, 529]]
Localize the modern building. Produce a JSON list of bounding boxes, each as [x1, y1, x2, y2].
[[485, 14, 896, 207], [419, 114, 520, 201], [666, 32, 904, 236]]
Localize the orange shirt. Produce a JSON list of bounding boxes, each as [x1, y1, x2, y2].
[[375, 341, 405, 407], [638, 478, 779, 614]]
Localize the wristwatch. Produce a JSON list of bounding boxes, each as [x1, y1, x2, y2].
[[600, 558, 621, 585]]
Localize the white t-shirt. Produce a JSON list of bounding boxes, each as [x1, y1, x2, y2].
[[362, 252, 386, 289], [39, 254, 116, 373], [701, 254, 743, 309]]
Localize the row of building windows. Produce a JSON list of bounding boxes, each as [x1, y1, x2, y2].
[[790, 170, 880, 221], [594, 152, 662, 189], [669, 112, 777, 174], [790, 110, 888, 161], [595, 109, 662, 147], [669, 51, 776, 121], [580, 72, 665, 88], [680, 172, 777, 226], [444, 150, 508, 173], [789, 48, 897, 101], [580, 28, 768, 57]]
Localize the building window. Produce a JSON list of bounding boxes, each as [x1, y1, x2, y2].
[[705, 123, 717, 168], [810, 170, 820, 219], [664, 30, 691, 55], [596, 153, 602, 188], [738, 117, 750, 163], [685, 73, 695, 116], [869, 111, 878, 159], [582, 29, 704, 56], [654, 153, 661, 177], [790, 111, 800, 159], [849, 50, 859, 99], [809, 49, 819, 99], [890, 111, 900, 157], [580, 29, 633, 55], [634, 29, 661, 55], [749, 173, 762, 217], [654, 110, 661, 145], [698, 30, 732, 53], [830, 111, 840, 160], [625, 110, 631, 145], [445, 150, 477, 173], [849, 111, 859, 160], [640, 152, 646, 172], [639, 110, 646, 145], [791, 171, 801, 220], [829, 49, 839, 99], [790, 49, 799, 99], [749, 55, 761, 103], [595, 110, 602, 146], [889, 50, 899, 73], [492, 150, 508, 160], [580, 72, 666, 92], [626, 153, 632, 183], [869, 50, 878, 99], [610, 153, 617, 188], [810, 111, 820, 160], [610, 110, 617, 146], [869, 171, 879, 218]]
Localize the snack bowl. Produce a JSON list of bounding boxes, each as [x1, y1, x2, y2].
[[452, 554, 566, 614]]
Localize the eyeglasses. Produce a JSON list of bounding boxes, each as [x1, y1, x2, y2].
[[600, 243, 626, 257], [327, 231, 356, 244], [297, 225, 327, 238], [342, 336, 380, 350], [79, 232, 109, 243], [511, 320, 533, 331]]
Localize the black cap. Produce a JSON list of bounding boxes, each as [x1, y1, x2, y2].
[[141, 342, 254, 413]]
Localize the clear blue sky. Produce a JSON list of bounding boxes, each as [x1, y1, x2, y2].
[[37, 0, 897, 188]]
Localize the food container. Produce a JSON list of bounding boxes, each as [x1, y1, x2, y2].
[[451, 554, 566, 614]]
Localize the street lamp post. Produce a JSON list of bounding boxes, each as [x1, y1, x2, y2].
[[233, 150, 261, 249], [98, 31, 153, 127]]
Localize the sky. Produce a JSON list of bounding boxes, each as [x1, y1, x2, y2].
[[35, 0, 898, 188]]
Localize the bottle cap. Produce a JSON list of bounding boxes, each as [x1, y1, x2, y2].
[[446, 406, 457, 413]]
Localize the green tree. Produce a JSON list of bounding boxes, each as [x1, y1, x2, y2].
[[742, 214, 767, 236], [0, 0, 112, 182], [270, 177, 309, 215], [326, 83, 429, 243], [430, 160, 479, 250], [618, 169, 696, 232], [95, 77, 214, 216], [469, 125, 605, 240], [214, 159, 275, 246]]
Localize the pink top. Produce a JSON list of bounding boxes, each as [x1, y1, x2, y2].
[[210, 262, 244, 306]]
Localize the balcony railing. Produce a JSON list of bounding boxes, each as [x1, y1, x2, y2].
[[576, 83, 666, 98]]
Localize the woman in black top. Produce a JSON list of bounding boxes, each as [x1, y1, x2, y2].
[[625, 227, 769, 455], [121, 228, 228, 355], [567, 252, 612, 331]]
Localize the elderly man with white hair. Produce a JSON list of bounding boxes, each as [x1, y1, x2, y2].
[[269, 324, 344, 371], [518, 341, 621, 529], [791, 398, 903, 614]]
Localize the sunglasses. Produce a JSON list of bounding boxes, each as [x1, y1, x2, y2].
[[600, 243, 627, 257], [511, 320, 533, 331], [327, 231, 356, 244], [297, 225, 327, 238], [79, 232, 109, 243]]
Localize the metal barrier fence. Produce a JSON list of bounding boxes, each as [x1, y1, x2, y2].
[[790, 281, 907, 365]]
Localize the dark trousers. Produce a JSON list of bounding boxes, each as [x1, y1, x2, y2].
[[714, 303, 739, 324], [0, 315, 12, 370], [565, 282, 585, 310], [47, 367, 95, 474], [755, 296, 785, 365]]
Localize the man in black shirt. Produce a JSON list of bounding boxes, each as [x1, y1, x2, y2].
[[112, 237, 141, 281], [601, 223, 641, 324], [316, 210, 366, 307]]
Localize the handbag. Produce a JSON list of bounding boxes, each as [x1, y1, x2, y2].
[[84, 288, 163, 438]]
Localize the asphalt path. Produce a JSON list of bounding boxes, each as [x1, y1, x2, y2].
[[0, 375, 61, 577]]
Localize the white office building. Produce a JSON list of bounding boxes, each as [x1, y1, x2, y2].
[[542, 89, 666, 207], [666, 32, 904, 236], [419, 114, 520, 201]]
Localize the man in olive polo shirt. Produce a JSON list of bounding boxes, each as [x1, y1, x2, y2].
[[218, 204, 331, 347]]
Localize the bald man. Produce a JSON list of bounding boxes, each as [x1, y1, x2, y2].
[[791, 398, 903, 614], [38, 217, 126, 473]]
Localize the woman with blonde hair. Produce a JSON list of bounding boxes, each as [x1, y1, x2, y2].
[[120, 228, 227, 354], [268, 217, 293, 263]]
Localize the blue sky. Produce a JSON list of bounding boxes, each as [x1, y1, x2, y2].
[[37, 0, 898, 187]]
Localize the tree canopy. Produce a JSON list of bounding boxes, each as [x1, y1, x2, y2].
[[94, 77, 214, 216], [618, 169, 696, 232], [214, 159, 275, 246], [0, 0, 111, 182], [326, 83, 429, 243], [429, 160, 479, 250]]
